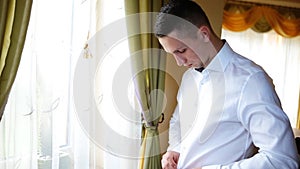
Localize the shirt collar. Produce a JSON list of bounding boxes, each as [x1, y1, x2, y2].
[[204, 40, 233, 73]]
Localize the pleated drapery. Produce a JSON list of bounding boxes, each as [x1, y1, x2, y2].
[[223, 1, 300, 38], [0, 0, 33, 121], [124, 0, 167, 169]]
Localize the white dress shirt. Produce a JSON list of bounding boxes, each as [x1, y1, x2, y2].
[[167, 42, 299, 169]]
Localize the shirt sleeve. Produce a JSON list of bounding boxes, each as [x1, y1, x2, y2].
[[167, 104, 181, 153], [167, 71, 188, 153], [204, 71, 299, 169]]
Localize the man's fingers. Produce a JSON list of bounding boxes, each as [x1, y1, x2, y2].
[[161, 151, 180, 169], [161, 156, 177, 169]]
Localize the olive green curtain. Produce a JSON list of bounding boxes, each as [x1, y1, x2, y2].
[[124, 1, 167, 169], [223, 1, 300, 38], [0, 0, 33, 121]]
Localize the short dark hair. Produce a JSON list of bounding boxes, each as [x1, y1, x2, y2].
[[154, 0, 212, 38]]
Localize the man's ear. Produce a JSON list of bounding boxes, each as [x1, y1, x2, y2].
[[197, 26, 210, 42]]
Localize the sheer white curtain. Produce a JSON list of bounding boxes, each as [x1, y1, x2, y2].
[[0, 0, 89, 168], [0, 0, 139, 169], [222, 29, 300, 128]]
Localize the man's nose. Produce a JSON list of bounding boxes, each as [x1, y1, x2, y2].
[[174, 54, 186, 66]]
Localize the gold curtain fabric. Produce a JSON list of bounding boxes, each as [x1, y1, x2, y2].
[[0, 0, 33, 121], [223, 2, 300, 38], [125, 0, 167, 169]]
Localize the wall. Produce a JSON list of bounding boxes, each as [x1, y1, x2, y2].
[[196, 0, 226, 38], [158, 0, 226, 153]]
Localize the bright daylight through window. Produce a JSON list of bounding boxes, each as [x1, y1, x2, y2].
[[0, 0, 139, 169]]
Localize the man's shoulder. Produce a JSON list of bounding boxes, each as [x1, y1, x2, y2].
[[229, 53, 265, 76]]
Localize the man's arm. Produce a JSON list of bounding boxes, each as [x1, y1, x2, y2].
[[202, 72, 299, 169], [162, 100, 182, 168], [167, 104, 181, 152]]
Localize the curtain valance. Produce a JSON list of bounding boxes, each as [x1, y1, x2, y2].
[[223, 1, 300, 38]]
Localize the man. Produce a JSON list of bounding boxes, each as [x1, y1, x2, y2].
[[154, 0, 299, 168]]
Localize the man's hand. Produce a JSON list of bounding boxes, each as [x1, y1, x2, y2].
[[161, 151, 180, 169]]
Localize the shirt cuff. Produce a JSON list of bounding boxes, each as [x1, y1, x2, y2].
[[167, 144, 181, 153]]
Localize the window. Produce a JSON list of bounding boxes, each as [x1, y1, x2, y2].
[[0, 0, 139, 168]]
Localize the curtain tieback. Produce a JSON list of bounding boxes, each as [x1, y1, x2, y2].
[[158, 113, 164, 124], [143, 113, 164, 130]]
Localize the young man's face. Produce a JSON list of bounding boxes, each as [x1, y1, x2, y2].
[[159, 36, 202, 68], [158, 29, 210, 69]]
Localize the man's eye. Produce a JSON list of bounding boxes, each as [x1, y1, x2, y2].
[[178, 49, 186, 53]]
